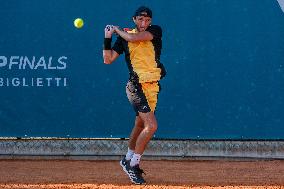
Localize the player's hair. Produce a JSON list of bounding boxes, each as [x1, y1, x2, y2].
[[133, 6, 152, 18]]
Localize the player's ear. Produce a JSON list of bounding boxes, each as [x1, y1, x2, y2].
[[132, 17, 136, 24]]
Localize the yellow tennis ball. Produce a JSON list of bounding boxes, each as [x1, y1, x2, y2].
[[74, 18, 84, 29]]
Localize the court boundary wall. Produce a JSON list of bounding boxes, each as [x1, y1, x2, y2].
[[0, 138, 283, 160]]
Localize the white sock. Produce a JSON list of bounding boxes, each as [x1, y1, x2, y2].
[[130, 153, 142, 167], [125, 148, 134, 161]]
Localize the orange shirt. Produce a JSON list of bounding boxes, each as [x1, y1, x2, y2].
[[112, 25, 164, 83]]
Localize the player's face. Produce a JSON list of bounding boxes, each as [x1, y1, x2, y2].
[[133, 15, 152, 32]]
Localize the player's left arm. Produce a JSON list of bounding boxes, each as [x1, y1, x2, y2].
[[113, 27, 153, 42]]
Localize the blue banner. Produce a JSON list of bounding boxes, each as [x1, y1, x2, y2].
[[0, 0, 283, 139]]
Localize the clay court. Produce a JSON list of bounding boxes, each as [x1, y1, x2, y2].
[[0, 159, 283, 189]]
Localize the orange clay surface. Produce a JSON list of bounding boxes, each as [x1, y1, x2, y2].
[[0, 159, 283, 189]]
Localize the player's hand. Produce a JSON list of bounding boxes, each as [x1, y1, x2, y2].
[[112, 26, 120, 33], [104, 25, 114, 38]]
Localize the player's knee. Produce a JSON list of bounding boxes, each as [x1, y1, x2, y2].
[[145, 122, 157, 133]]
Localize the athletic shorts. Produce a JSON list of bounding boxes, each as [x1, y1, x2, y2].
[[126, 79, 160, 115]]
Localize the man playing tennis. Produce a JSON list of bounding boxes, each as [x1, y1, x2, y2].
[[103, 6, 165, 185]]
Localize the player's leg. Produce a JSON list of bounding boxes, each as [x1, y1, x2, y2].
[[123, 112, 156, 185], [122, 81, 159, 185], [120, 115, 148, 185], [134, 112, 157, 154], [121, 80, 145, 170], [128, 116, 144, 151], [130, 112, 157, 166], [124, 116, 144, 161], [129, 82, 159, 166]]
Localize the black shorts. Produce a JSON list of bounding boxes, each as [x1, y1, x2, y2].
[[126, 79, 160, 116]]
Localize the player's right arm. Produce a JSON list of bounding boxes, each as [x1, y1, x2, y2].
[[103, 25, 121, 64], [103, 49, 119, 64]]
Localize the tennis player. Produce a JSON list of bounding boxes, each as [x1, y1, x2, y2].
[[103, 6, 165, 185]]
